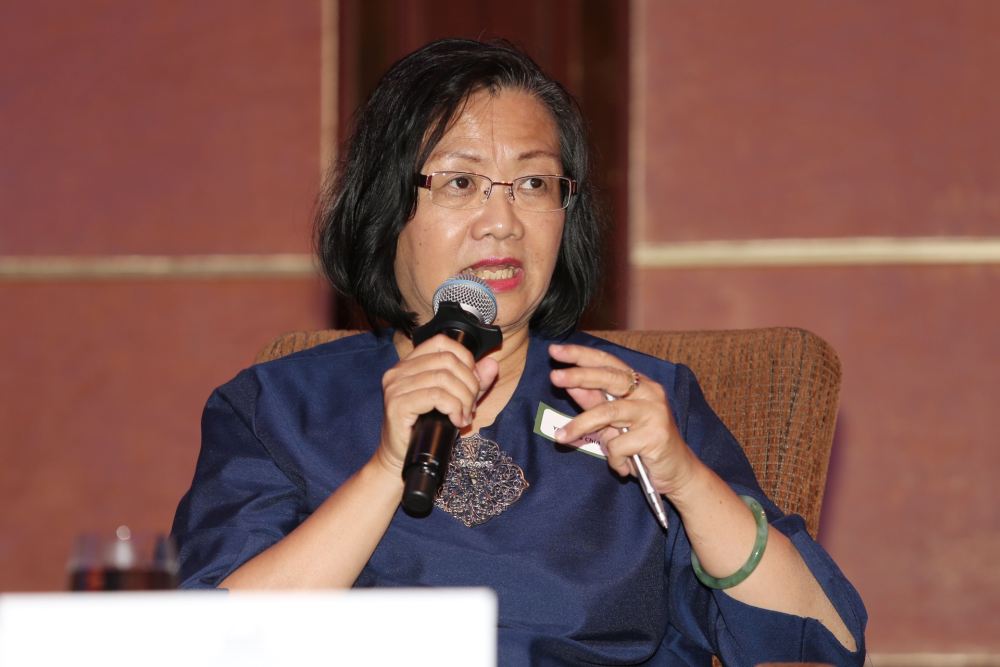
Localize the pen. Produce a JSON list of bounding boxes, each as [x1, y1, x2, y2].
[[605, 391, 669, 531]]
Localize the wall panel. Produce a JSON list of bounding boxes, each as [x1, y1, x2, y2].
[[0, 279, 328, 590], [634, 265, 1000, 650], [633, 0, 1000, 654], [0, 1, 320, 255], [637, 0, 1000, 242], [0, 0, 326, 591]]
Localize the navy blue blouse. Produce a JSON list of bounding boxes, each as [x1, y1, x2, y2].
[[172, 330, 867, 665]]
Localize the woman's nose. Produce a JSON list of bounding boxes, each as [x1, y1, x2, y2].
[[471, 186, 523, 240]]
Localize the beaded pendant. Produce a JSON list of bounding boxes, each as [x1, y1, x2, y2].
[[435, 432, 529, 527]]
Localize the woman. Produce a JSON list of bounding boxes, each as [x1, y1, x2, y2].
[[172, 39, 866, 665]]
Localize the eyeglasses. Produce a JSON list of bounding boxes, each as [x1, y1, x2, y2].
[[417, 171, 577, 212]]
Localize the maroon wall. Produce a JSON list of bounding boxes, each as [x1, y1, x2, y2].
[[2, 0, 997, 658], [632, 0, 1000, 655], [0, 1, 328, 589]]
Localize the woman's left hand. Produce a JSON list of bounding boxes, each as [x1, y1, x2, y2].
[[548, 343, 698, 497]]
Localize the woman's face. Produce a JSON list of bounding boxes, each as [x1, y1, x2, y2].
[[394, 88, 566, 333]]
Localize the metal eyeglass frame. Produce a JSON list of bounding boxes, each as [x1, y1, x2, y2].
[[416, 171, 578, 212]]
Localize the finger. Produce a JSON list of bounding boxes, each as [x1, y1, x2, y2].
[[389, 382, 474, 429], [551, 365, 641, 398], [474, 357, 500, 399], [384, 366, 479, 425], [388, 349, 482, 399], [605, 448, 634, 478], [606, 428, 668, 480], [563, 385, 611, 411], [390, 365, 480, 405], [582, 426, 634, 478], [553, 399, 632, 445], [409, 333, 477, 368], [549, 343, 631, 370]]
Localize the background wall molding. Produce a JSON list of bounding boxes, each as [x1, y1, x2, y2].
[[868, 653, 1000, 667], [632, 237, 1000, 268], [0, 254, 317, 281], [6, 235, 997, 281]]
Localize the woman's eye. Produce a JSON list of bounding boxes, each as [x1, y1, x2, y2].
[[446, 175, 473, 190], [518, 177, 548, 194]]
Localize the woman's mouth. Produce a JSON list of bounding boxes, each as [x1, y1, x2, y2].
[[463, 260, 523, 292], [472, 266, 517, 280]]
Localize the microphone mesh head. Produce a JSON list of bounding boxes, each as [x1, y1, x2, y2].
[[431, 274, 498, 324]]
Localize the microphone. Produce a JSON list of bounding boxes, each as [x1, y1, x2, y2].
[[401, 275, 503, 516]]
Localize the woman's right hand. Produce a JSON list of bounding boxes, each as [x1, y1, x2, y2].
[[375, 333, 499, 477], [220, 333, 501, 590]]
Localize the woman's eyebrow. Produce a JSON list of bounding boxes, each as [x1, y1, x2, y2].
[[428, 149, 560, 165], [516, 149, 560, 162], [428, 150, 484, 164]]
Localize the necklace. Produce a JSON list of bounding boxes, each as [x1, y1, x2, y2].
[[435, 432, 529, 527]]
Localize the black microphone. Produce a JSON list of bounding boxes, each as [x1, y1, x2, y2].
[[401, 275, 503, 516]]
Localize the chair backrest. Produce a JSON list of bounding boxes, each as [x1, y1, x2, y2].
[[255, 327, 841, 537]]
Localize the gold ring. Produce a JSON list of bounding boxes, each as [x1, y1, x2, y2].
[[622, 369, 640, 398]]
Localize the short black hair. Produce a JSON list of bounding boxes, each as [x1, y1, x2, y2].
[[315, 38, 602, 337]]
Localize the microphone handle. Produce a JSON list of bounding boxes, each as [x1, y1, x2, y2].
[[401, 410, 458, 515], [400, 328, 471, 516]]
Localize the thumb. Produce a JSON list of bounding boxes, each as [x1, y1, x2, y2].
[[474, 357, 500, 399]]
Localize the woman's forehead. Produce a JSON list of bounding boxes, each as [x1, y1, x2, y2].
[[426, 89, 560, 165]]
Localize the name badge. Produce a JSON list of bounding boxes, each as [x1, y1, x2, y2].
[[533, 402, 606, 459]]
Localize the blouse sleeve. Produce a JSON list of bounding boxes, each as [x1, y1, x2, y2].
[[170, 369, 306, 589], [664, 363, 868, 666]]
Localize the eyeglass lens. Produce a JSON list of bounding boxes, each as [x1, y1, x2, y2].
[[426, 172, 571, 211]]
